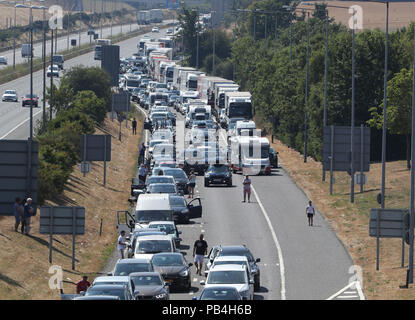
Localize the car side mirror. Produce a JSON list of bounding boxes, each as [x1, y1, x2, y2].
[[192, 296, 197, 300], [249, 279, 255, 285], [80, 291, 85, 296], [255, 258, 261, 263], [164, 282, 170, 286], [200, 280, 205, 285], [188, 263, 193, 267], [178, 231, 182, 235]]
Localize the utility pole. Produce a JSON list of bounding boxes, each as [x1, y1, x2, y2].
[[50, 29, 54, 121], [304, 12, 310, 163], [323, 10, 329, 181], [350, 8, 356, 203]]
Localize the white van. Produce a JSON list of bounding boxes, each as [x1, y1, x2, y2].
[[134, 194, 174, 229]]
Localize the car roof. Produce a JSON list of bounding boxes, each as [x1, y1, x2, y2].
[[152, 252, 182, 258], [148, 176, 174, 180], [74, 295, 120, 300], [87, 284, 126, 289], [116, 258, 151, 264], [220, 245, 248, 252], [93, 276, 129, 282], [214, 256, 249, 262], [136, 234, 173, 241], [129, 272, 160, 277], [149, 221, 175, 226], [209, 264, 246, 272]]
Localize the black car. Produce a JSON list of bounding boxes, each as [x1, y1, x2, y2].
[[151, 253, 193, 291], [83, 284, 131, 300], [214, 245, 261, 292], [128, 272, 169, 300], [159, 168, 189, 194], [169, 195, 203, 224], [204, 164, 232, 187], [131, 88, 140, 102], [269, 147, 279, 168]]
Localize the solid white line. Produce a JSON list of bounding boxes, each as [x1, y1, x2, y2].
[[0, 108, 44, 140], [251, 184, 286, 300]]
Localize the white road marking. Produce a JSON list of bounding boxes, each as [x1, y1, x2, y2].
[[0, 108, 44, 140], [326, 281, 365, 300], [251, 184, 286, 300]]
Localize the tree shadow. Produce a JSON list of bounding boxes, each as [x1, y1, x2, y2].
[[0, 233, 12, 241], [0, 273, 24, 288], [64, 184, 87, 197], [27, 235, 79, 262]]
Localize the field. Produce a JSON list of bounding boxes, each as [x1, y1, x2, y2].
[[0, 114, 142, 299]]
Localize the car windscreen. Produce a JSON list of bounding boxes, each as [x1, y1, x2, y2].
[[148, 184, 176, 193], [114, 263, 152, 276], [150, 141, 164, 148], [126, 80, 140, 87], [213, 261, 248, 269], [207, 271, 246, 285], [162, 170, 187, 180], [208, 165, 228, 173], [136, 210, 172, 222], [200, 288, 240, 300], [152, 254, 183, 267], [147, 177, 174, 184], [219, 249, 254, 262], [136, 240, 172, 254], [169, 197, 186, 207], [149, 224, 175, 235], [86, 287, 126, 300], [131, 275, 162, 286]]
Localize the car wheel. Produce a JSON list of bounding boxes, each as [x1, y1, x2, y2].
[[254, 277, 260, 292], [227, 180, 232, 187]]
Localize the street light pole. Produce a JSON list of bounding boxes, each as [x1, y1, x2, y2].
[[67, 12, 70, 51], [323, 9, 329, 181], [50, 28, 53, 121], [274, 12, 278, 51], [101, 0, 104, 38], [350, 7, 356, 203], [212, 11, 216, 76], [304, 11, 310, 163], [196, 11, 199, 69], [42, 7, 46, 133], [13, 5, 16, 70]]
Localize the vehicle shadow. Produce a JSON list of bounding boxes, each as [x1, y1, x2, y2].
[[180, 244, 190, 250], [253, 294, 265, 300]]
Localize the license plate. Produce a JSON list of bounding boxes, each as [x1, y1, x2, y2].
[[214, 179, 222, 182], [165, 279, 173, 283]]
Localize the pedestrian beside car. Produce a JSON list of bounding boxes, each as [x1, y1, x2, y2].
[[118, 231, 126, 259], [139, 143, 146, 165], [23, 198, 34, 235], [76, 275, 91, 294], [306, 201, 315, 226], [132, 118, 137, 135], [138, 164, 147, 183], [242, 175, 251, 203], [19, 199, 26, 233], [193, 234, 208, 276], [13, 197, 21, 232], [188, 171, 196, 198]]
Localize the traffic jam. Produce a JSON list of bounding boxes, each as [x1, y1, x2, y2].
[[66, 28, 278, 301]]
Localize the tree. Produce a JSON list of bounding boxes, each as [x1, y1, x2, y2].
[[368, 68, 413, 169], [178, 6, 199, 67]]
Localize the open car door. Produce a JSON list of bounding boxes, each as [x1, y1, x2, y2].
[[116, 210, 136, 234], [187, 198, 202, 219], [144, 121, 152, 131]]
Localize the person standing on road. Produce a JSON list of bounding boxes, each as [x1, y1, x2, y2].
[[76, 276, 91, 294], [138, 164, 147, 183], [306, 200, 315, 226], [23, 198, 34, 235], [242, 175, 252, 203], [118, 231, 126, 259], [132, 118, 137, 135], [188, 170, 196, 198], [13, 197, 21, 232], [139, 143, 146, 165], [193, 234, 208, 276]]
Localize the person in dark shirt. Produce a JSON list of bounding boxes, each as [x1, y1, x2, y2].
[[132, 118, 137, 135], [193, 233, 208, 276], [23, 198, 34, 235], [76, 276, 91, 294]]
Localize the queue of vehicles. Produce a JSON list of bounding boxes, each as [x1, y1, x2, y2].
[[65, 29, 279, 300]]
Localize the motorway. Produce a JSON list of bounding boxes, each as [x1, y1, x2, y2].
[[0, 22, 142, 70], [0, 24, 359, 300]]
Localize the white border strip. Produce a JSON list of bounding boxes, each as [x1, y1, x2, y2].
[[251, 184, 286, 300]]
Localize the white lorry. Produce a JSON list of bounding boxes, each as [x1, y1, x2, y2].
[[229, 135, 271, 175], [172, 66, 195, 90], [186, 72, 205, 91], [224, 92, 253, 128]]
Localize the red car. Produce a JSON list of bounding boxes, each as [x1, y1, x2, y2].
[[22, 93, 38, 107]]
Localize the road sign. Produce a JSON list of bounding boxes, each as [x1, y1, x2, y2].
[[40, 206, 85, 269], [369, 208, 408, 238], [355, 173, 367, 185], [0, 140, 38, 216], [102, 45, 120, 86], [80, 135, 111, 162], [322, 126, 370, 172], [112, 92, 130, 113], [79, 161, 91, 174]]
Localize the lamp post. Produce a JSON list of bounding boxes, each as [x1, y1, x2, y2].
[[41, 5, 47, 133]]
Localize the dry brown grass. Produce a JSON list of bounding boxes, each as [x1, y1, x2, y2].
[[0, 113, 143, 299], [269, 135, 415, 299]]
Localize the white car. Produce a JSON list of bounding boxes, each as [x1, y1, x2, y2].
[[200, 264, 254, 300], [152, 27, 159, 33], [47, 64, 59, 77], [134, 234, 177, 260], [2, 90, 18, 102]]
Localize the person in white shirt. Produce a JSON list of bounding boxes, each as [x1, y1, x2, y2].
[[118, 231, 126, 259], [306, 200, 315, 226]]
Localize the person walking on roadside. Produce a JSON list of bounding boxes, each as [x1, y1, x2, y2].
[[193, 234, 208, 276], [23, 198, 34, 235], [132, 118, 137, 135], [118, 231, 126, 259], [13, 197, 22, 232], [306, 200, 315, 226], [242, 175, 252, 203], [76, 275, 91, 294], [139, 142, 146, 165], [138, 164, 147, 184], [19, 199, 26, 233], [188, 170, 196, 198]]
